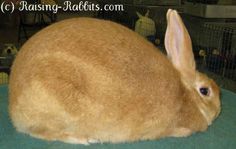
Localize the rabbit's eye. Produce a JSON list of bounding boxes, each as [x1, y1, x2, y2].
[[200, 87, 209, 96]]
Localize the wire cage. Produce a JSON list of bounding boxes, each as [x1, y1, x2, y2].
[[184, 20, 236, 92], [0, 57, 10, 85], [191, 23, 236, 81]]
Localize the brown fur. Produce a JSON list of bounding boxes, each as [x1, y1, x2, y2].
[[9, 9, 221, 144]]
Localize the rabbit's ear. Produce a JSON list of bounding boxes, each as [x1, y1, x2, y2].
[[145, 10, 150, 17], [165, 9, 196, 80], [136, 12, 143, 18]]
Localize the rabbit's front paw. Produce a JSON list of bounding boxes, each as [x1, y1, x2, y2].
[[170, 128, 192, 137]]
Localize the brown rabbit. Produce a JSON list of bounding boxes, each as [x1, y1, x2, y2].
[[9, 9, 221, 145]]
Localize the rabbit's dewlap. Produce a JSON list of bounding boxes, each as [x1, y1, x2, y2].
[[9, 9, 221, 144]]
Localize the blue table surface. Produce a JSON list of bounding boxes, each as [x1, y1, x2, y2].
[[0, 85, 236, 149]]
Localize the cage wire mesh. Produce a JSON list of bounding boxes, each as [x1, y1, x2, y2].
[[0, 72, 8, 85], [0, 57, 10, 85], [189, 21, 236, 89]]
